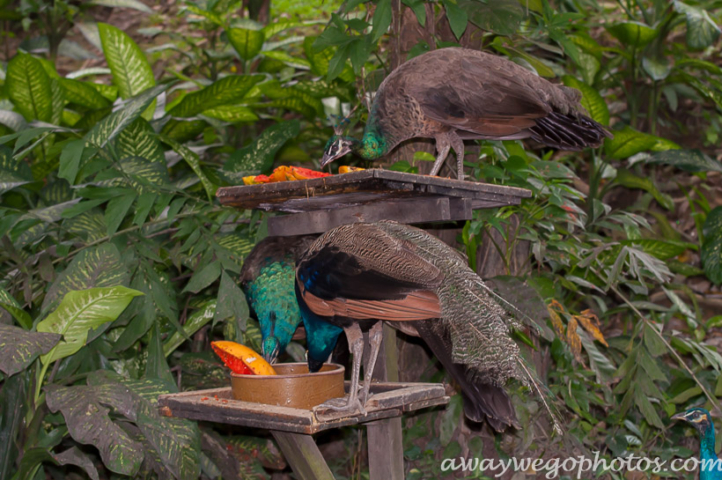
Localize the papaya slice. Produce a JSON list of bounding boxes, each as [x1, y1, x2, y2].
[[339, 166, 365, 174], [211, 341, 277, 376]]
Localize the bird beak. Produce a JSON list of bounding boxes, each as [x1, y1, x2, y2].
[[320, 152, 335, 168], [671, 412, 687, 422]]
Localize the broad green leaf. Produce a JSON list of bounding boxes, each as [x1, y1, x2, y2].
[[49, 78, 66, 125], [604, 126, 675, 159], [18, 447, 100, 480], [562, 75, 609, 126], [164, 300, 217, 356], [224, 120, 300, 176], [674, 1, 720, 49], [160, 118, 207, 142], [261, 50, 311, 69], [59, 78, 111, 109], [183, 4, 224, 25], [459, 0, 523, 36], [702, 206, 722, 285], [0, 286, 32, 329], [443, 0, 468, 39], [84, 83, 169, 149], [58, 139, 86, 184], [183, 260, 221, 294], [228, 28, 265, 61], [115, 118, 165, 163], [214, 270, 249, 328], [202, 105, 258, 123], [146, 323, 174, 385], [91, 0, 152, 12], [304, 37, 355, 82], [105, 191, 137, 236], [621, 239, 689, 260], [159, 136, 215, 200], [647, 149, 722, 173], [616, 169, 674, 210], [0, 145, 33, 194], [605, 21, 659, 48], [43, 243, 129, 311], [168, 75, 264, 118], [45, 381, 144, 476], [642, 57, 671, 81], [0, 325, 60, 376], [371, 0, 392, 42], [64, 208, 107, 243], [98, 22, 156, 119], [0, 374, 26, 480], [5, 53, 52, 121], [0, 110, 28, 132], [37, 286, 142, 364]]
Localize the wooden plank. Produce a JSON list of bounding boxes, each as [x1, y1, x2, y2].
[[268, 197, 472, 236], [272, 432, 335, 480], [367, 417, 404, 480]]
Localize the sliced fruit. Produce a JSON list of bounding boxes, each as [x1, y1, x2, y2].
[[288, 166, 331, 180], [339, 166, 365, 174], [211, 341, 277, 376]]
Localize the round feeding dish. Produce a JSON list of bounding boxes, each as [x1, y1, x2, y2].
[[230, 363, 345, 409]]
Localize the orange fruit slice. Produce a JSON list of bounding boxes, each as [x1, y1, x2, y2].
[[339, 166, 365, 174], [211, 341, 277, 376]]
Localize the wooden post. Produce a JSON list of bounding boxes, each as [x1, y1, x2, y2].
[[271, 431, 335, 480], [366, 324, 404, 480]]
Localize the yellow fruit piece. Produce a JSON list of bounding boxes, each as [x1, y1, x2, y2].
[[211, 341, 277, 376], [243, 175, 258, 185], [339, 166, 365, 174]]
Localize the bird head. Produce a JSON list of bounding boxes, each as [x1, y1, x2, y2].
[[262, 335, 281, 364], [321, 135, 355, 168], [672, 407, 714, 434]]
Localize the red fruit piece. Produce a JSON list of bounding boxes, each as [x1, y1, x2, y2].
[[212, 343, 254, 374]]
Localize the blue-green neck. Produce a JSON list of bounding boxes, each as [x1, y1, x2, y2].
[[295, 283, 343, 371], [699, 423, 721, 479], [346, 116, 388, 160]]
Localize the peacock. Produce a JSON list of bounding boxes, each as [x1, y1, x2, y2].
[[672, 408, 722, 479], [295, 220, 554, 431], [240, 235, 332, 364], [321, 47, 611, 180]]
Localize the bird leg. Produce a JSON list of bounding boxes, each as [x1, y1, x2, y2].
[[448, 132, 466, 181], [359, 321, 383, 406], [429, 135, 451, 178], [314, 323, 366, 415]]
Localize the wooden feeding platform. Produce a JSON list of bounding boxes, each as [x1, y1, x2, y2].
[[216, 169, 532, 236]]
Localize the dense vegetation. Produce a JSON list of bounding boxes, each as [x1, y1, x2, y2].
[[0, 0, 721, 479]]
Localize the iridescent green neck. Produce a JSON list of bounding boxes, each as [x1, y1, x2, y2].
[[347, 123, 387, 160], [701, 423, 718, 461]]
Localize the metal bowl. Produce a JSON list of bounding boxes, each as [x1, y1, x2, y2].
[[230, 363, 345, 409]]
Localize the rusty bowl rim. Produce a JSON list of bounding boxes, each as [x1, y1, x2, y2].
[[230, 362, 345, 380]]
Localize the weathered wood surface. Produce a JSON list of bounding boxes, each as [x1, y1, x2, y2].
[[158, 382, 448, 435], [367, 418, 404, 480], [216, 169, 531, 213], [271, 432, 335, 480]]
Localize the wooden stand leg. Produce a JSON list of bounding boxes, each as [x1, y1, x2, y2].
[[367, 417, 404, 480], [271, 431, 335, 480]]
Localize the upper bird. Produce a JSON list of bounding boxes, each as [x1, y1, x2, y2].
[[321, 47, 611, 180], [295, 220, 541, 431], [672, 408, 722, 480]]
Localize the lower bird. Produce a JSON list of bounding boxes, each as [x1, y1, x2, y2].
[[320, 47, 612, 180], [295, 220, 543, 431], [672, 408, 722, 479]]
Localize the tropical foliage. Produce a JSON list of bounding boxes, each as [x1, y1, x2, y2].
[[1, 0, 722, 479]]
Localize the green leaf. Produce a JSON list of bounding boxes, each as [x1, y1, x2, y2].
[[615, 169, 674, 210], [146, 323, 174, 385], [115, 118, 165, 164], [0, 145, 33, 194], [90, 0, 152, 12], [159, 136, 216, 200], [168, 75, 264, 118], [371, 0, 392, 41], [164, 300, 217, 356], [43, 243, 130, 311], [443, 0, 468, 39], [459, 0, 523, 36], [304, 36, 355, 82], [224, 120, 300, 176], [183, 260, 221, 294], [98, 22, 156, 119], [647, 149, 722, 173], [84, 83, 169, 149], [702, 206, 722, 285], [228, 28, 266, 61], [214, 270, 249, 328], [605, 21, 659, 48], [58, 140, 86, 184], [37, 286, 142, 364], [0, 325, 60, 376], [633, 385, 664, 428], [5, 53, 53, 122], [105, 191, 137, 236], [642, 57, 671, 81], [604, 126, 674, 159], [59, 78, 111, 109], [674, 1, 720, 49], [0, 286, 32, 329], [622, 239, 689, 260], [562, 75, 609, 126], [0, 373, 26, 480], [19, 447, 101, 480], [201, 105, 258, 123]]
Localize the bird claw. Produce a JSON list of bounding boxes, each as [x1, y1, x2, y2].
[[314, 395, 367, 416]]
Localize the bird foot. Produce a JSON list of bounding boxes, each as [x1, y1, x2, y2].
[[314, 395, 367, 416]]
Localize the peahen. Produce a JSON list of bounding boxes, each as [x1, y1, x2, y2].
[[240, 235, 334, 364], [672, 408, 722, 479], [321, 47, 611, 180], [295, 220, 553, 431]]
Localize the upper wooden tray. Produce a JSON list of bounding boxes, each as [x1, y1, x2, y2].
[[216, 169, 531, 213], [158, 382, 449, 435]]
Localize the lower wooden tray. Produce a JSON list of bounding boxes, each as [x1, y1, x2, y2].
[[158, 381, 449, 434]]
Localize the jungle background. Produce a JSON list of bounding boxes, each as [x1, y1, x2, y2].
[[1, 0, 722, 479]]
